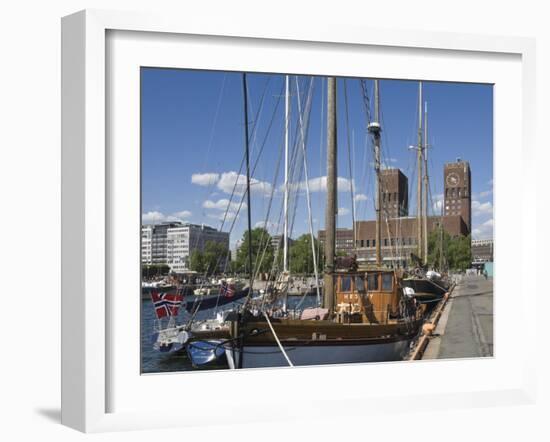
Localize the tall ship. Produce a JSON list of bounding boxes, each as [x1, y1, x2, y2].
[[153, 75, 429, 369]]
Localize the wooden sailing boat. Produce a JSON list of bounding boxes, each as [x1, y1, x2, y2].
[[401, 83, 451, 302], [183, 76, 425, 369]]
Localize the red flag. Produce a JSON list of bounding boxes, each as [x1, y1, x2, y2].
[[151, 291, 183, 319], [220, 281, 235, 298]]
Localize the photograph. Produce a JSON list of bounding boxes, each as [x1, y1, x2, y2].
[[140, 68, 494, 373]]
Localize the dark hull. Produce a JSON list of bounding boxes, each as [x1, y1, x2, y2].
[[184, 289, 249, 312], [402, 277, 448, 302]]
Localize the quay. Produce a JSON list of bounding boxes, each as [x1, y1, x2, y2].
[[411, 274, 493, 360]]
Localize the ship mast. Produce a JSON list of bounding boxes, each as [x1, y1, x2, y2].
[[416, 82, 423, 261], [323, 77, 337, 312], [242, 73, 254, 299], [368, 80, 382, 266], [283, 75, 290, 274], [422, 101, 429, 265]]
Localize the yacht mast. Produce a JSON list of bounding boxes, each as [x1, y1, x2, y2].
[[323, 77, 337, 312], [242, 73, 254, 297], [368, 80, 382, 266], [283, 75, 290, 273], [422, 101, 429, 264], [416, 82, 423, 261]]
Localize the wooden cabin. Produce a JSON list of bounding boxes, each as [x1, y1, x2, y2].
[[334, 270, 401, 324]]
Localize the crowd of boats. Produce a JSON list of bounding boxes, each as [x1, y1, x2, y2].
[[144, 75, 453, 371]]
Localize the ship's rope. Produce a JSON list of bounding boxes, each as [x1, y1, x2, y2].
[[263, 311, 294, 367], [343, 79, 357, 249]]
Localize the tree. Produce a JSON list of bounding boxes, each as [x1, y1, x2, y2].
[[189, 241, 230, 276], [427, 229, 472, 272], [235, 227, 274, 274], [189, 250, 206, 274], [142, 264, 170, 278], [289, 234, 322, 274], [202, 241, 230, 275]]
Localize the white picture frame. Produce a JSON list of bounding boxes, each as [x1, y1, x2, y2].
[[61, 9, 537, 433]]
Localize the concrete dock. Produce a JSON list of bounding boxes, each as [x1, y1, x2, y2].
[[423, 274, 493, 359]]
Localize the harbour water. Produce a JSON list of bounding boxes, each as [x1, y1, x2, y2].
[[140, 293, 319, 373]]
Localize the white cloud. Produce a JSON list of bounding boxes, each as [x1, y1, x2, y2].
[[207, 211, 238, 222], [142, 210, 192, 224], [289, 176, 354, 193], [479, 189, 492, 198], [142, 211, 166, 224], [168, 210, 192, 221], [217, 171, 273, 196], [191, 173, 220, 186], [472, 218, 493, 240], [472, 200, 493, 217], [431, 193, 444, 213], [254, 221, 281, 233], [338, 207, 350, 216], [354, 193, 368, 202], [203, 198, 245, 212]]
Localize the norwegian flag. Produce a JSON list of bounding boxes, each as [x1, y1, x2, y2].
[[220, 281, 235, 298], [150, 291, 183, 319]]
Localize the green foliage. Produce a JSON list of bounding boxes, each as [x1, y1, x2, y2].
[[189, 250, 206, 274], [189, 241, 230, 276], [289, 234, 322, 274], [427, 229, 472, 272], [142, 264, 170, 278], [235, 227, 274, 274]]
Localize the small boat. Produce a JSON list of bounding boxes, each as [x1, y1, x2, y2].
[[184, 287, 249, 313], [186, 340, 228, 368]]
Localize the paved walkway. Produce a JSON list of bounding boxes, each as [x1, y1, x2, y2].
[[423, 275, 493, 359]]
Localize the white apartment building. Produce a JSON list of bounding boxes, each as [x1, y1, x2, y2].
[[141, 222, 230, 273], [141, 225, 153, 265]]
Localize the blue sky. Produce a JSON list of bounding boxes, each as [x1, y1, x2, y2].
[[141, 68, 494, 248]]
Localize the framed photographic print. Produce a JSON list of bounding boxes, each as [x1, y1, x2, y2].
[[62, 9, 537, 432]]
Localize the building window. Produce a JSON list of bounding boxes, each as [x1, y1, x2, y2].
[[366, 239, 370, 247]]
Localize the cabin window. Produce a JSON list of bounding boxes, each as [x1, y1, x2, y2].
[[367, 274, 378, 291], [382, 274, 393, 291], [340, 276, 352, 292], [355, 277, 365, 292]]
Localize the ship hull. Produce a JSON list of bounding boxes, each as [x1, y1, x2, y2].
[[402, 278, 448, 301], [234, 337, 411, 368]]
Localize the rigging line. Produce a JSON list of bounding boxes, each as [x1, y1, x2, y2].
[[251, 134, 285, 283], [262, 311, 294, 367], [217, 76, 274, 233], [288, 78, 314, 243], [287, 77, 311, 240], [221, 81, 285, 235], [202, 73, 227, 171], [343, 79, 357, 250], [295, 76, 321, 306], [242, 73, 254, 310]]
